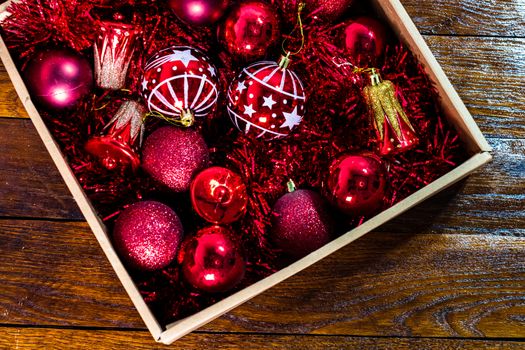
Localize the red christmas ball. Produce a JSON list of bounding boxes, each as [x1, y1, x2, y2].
[[142, 126, 210, 192], [190, 167, 248, 224], [141, 46, 219, 125], [326, 152, 388, 217], [271, 189, 333, 258], [305, 0, 354, 22], [227, 59, 306, 140], [23, 48, 93, 110], [113, 201, 184, 271], [342, 17, 388, 67], [179, 226, 245, 293], [168, 0, 229, 25], [217, 0, 280, 60]]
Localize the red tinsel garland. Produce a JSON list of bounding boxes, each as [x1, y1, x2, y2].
[[1, 0, 467, 324]]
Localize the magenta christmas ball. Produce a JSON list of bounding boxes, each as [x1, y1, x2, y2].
[[271, 189, 333, 258], [23, 48, 93, 110], [142, 126, 210, 192], [113, 201, 184, 271], [168, 0, 229, 26]]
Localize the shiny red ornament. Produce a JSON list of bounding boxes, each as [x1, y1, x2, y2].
[[271, 188, 333, 258], [142, 126, 210, 192], [85, 100, 145, 171], [168, 0, 229, 25], [190, 167, 248, 224], [141, 46, 219, 126], [23, 48, 93, 110], [94, 18, 141, 90], [227, 58, 306, 140], [342, 17, 388, 67], [113, 201, 184, 271], [327, 152, 388, 217], [305, 0, 354, 22], [179, 226, 245, 293], [217, 0, 280, 60]]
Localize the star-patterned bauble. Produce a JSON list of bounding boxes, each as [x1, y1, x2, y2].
[[179, 225, 245, 293], [141, 46, 219, 126], [226, 57, 306, 140]]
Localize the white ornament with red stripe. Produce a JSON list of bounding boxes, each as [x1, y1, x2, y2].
[[227, 55, 306, 140], [141, 46, 219, 126]]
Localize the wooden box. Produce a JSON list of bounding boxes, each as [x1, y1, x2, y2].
[[0, 0, 492, 344]]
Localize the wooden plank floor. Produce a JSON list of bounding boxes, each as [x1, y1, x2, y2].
[[0, 0, 524, 348]]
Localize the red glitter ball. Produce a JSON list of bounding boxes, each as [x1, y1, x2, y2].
[[326, 152, 388, 217], [190, 166, 248, 224], [142, 126, 210, 192], [113, 201, 184, 271], [271, 189, 333, 258], [179, 226, 245, 293]]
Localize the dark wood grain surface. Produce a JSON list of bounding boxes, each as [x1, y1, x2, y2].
[[0, 0, 523, 348]]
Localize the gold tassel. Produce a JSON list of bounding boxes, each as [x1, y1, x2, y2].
[[360, 68, 418, 155]]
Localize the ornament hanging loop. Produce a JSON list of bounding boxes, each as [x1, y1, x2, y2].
[[145, 110, 195, 128], [281, 2, 306, 59]]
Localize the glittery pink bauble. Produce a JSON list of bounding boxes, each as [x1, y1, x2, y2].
[[141, 46, 219, 123], [179, 226, 245, 293], [305, 0, 354, 22], [113, 201, 184, 271], [271, 189, 332, 258], [168, 0, 229, 25], [23, 48, 93, 110], [142, 126, 210, 192], [327, 152, 387, 217], [217, 0, 280, 60], [227, 60, 306, 140], [342, 17, 388, 67]]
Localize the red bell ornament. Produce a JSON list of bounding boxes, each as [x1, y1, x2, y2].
[[141, 46, 219, 127], [179, 226, 245, 293], [85, 100, 145, 171], [227, 55, 306, 140], [326, 152, 388, 217], [363, 69, 419, 155], [217, 0, 280, 61], [190, 167, 248, 224], [94, 19, 141, 90]]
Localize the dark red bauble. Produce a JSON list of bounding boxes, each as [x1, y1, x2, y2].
[[327, 152, 388, 217], [304, 0, 354, 22], [342, 17, 388, 67], [179, 226, 245, 293], [23, 48, 93, 110], [271, 189, 333, 258], [113, 201, 184, 271], [190, 167, 248, 224], [168, 0, 229, 25], [227, 60, 306, 140], [217, 0, 279, 60], [142, 126, 210, 192]]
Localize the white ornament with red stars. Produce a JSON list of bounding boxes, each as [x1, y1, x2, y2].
[[141, 46, 219, 123], [227, 58, 306, 140]]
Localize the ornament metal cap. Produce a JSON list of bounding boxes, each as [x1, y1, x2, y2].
[[278, 52, 292, 70], [368, 68, 383, 86]]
